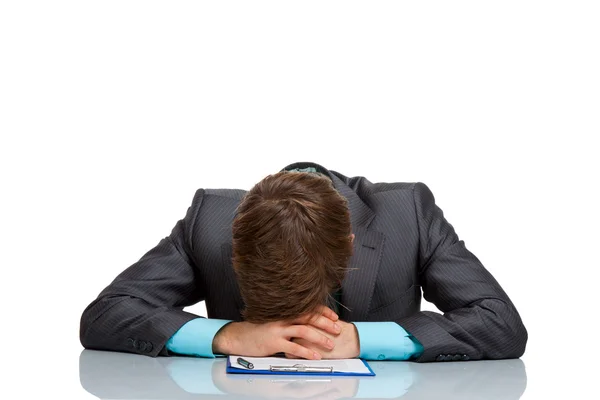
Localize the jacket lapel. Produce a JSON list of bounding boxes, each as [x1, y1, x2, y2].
[[282, 162, 386, 322], [340, 226, 385, 322], [327, 170, 385, 322], [221, 243, 245, 317]]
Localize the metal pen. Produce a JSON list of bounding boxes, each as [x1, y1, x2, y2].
[[237, 357, 254, 369]]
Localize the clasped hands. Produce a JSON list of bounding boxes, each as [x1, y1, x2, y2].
[[212, 306, 360, 360]]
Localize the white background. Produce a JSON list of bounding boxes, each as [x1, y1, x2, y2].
[[1, 1, 598, 398]]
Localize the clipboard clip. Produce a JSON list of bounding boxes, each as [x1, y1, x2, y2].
[[269, 363, 333, 373]]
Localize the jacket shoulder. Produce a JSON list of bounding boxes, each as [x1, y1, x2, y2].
[[348, 175, 418, 199], [370, 181, 418, 194], [203, 188, 247, 201], [183, 188, 246, 216]]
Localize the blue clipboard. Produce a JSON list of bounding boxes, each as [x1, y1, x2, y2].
[[226, 357, 375, 377]]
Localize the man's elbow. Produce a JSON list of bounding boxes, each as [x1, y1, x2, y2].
[[79, 296, 113, 350], [495, 304, 528, 359], [79, 302, 97, 349], [480, 299, 528, 359], [506, 317, 528, 358]]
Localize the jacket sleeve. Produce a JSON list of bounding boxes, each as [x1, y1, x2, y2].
[[396, 183, 528, 362], [79, 189, 207, 357]]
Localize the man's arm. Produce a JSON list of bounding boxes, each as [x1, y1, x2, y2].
[[79, 189, 208, 357], [396, 182, 528, 362], [80, 189, 341, 359]]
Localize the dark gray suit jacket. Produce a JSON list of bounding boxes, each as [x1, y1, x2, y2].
[[80, 161, 527, 362]]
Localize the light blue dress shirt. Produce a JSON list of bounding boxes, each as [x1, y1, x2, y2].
[[166, 318, 423, 360]]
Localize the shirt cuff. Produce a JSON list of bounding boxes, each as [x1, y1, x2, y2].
[[166, 318, 232, 358], [353, 321, 424, 361]]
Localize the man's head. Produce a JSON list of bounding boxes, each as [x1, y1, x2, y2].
[[232, 171, 354, 323]]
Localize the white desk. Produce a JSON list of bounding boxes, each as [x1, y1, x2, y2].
[[79, 349, 526, 399]]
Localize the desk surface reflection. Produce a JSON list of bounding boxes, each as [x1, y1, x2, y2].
[[79, 350, 526, 399]]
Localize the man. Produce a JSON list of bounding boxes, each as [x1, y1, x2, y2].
[[80, 161, 527, 362]]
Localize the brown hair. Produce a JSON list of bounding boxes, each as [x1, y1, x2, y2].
[[232, 171, 353, 323]]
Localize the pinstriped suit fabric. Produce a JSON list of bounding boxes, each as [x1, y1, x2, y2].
[[80, 162, 527, 362]]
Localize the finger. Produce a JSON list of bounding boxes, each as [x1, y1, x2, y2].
[[306, 314, 341, 336], [285, 325, 335, 350], [282, 341, 322, 360], [294, 305, 338, 324], [291, 314, 340, 336], [313, 305, 338, 322], [293, 306, 339, 325]]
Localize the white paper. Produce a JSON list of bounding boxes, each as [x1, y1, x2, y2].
[[229, 356, 371, 374]]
